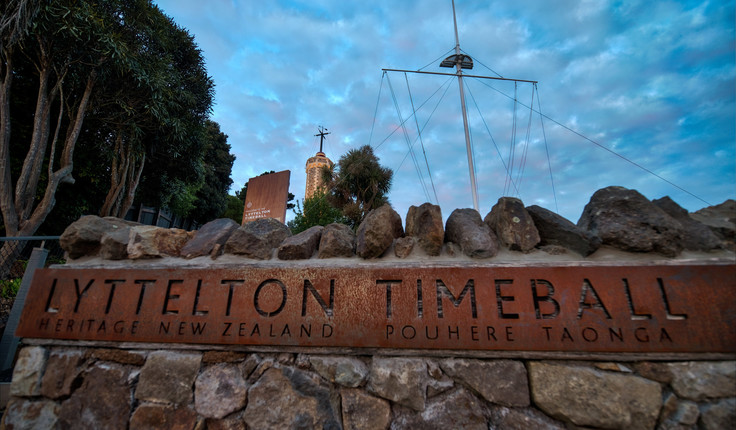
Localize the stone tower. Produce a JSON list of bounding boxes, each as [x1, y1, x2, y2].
[[305, 151, 332, 199]]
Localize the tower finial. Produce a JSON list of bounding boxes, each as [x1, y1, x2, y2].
[[315, 126, 330, 153]]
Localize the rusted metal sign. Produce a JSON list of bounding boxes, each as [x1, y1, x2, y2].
[[16, 264, 736, 353], [242, 170, 291, 224]]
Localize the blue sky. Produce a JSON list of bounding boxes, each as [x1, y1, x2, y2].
[[154, 0, 735, 223]]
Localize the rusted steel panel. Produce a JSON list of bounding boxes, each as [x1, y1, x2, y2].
[[16, 264, 736, 353], [242, 170, 290, 224]]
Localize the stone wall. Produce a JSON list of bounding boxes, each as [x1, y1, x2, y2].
[[3, 344, 735, 429], [2, 187, 735, 429]]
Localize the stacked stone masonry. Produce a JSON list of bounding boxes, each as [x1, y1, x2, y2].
[[3, 345, 735, 429], [58, 187, 736, 262], [3, 186, 734, 429]]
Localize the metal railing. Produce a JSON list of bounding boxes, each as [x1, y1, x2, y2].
[[0, 237, 65, 280]]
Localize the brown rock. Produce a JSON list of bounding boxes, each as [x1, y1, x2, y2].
[[244, 367, 341, 429], [195, 363, 248, 419], [440, 358, 529, 407], [40, 349, 85, 399], [135, 351, 202, 405], [394, 236, 415, 258], [129, 404, 198, 430], [691, 199, 736, 244], [653, 196, 722, 251], [391, 388, 487, 430], [526, 204, 601, 256], [634, 361, 672, 384], [444, 208, 499, 258], [356, 205, 404, 259], [277, 225, 323, 260], [341, 388, 391, 430], [205, 415, 247, 430], [60, 215, 133, 259], [318, 223, 355, 258], [2, 398, 61, 429], [88, 348, 147, 366], [488, 405, 566, 430], [367, 357, 428, 411], [528, 361, 661, 430], [405, 203, 444, 256], [127, 226, 192, 259], [100, 226, 132, 260], [577, 186, 684, 257], [485, 197, 540, 252], [202, 351, 247, 364], [180, 218, 240, 258], [58, 363, 132, 430], [224, 218, 291, 259]]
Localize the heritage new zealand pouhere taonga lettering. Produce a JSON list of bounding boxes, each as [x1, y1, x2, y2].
[[16, 264, 735, 353]]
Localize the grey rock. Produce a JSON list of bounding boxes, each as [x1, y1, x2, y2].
[[577, 186, 685, 257], [528, 361, 661, 430], [485, 197, 540, 252], [224, 218, 291, 259], [100, 226, 132, 260], [665, 361, 736, 401], [394, 236, 415, 258], [691, 199, 736, 243], [135, 351, 202, 405], [356, 205, 404, 259], [426, 360, 454, 397], [309, 355, 369, 388], [405, 203, 444, 256], [181, 218, 239, 258], [2, 398, 60, 430], [341, 388, 391, 430], [444, 208, 499, 258], [699, 398, 736, 430], [244, 367, 341, 429], [57, 363, 132, 430], [40, 349, 84, 399], [440, 358, 529, 407], [489, 405, 566, 430], [278, 225, 323, 260], [526, 204, 601, 256], [10, 346, 46, 397], [195, 363, 248, 418], [127, 226, 192, 259], [367, 357, 428, 411], [657, 393, 699, 429], [653, 196, 721, 251], [60, 215, 132, 259], [129, 404, 198, 430], [318, 223, 355, 258], [391, 388, 487, 430]]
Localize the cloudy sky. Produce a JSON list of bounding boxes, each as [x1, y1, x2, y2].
[[153, 0, 735, 223]]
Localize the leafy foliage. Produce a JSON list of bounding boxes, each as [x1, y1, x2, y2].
[[287, 190, 349, 234], [0, 278, 21, 299], [321, 145, 393, 228]]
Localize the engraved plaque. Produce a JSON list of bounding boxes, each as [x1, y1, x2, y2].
[[16, 264, 735, 353]]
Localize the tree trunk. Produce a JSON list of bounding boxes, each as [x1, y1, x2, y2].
[[100, 133, 129, 217], [116, 152, 145, 219]]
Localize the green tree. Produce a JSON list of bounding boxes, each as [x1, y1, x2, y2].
[[287, 190, 348, 234], [321, 145, 393, 228], [189, 120, 234, 223]]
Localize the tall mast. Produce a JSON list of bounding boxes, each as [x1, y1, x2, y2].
[[451, 0, 479, 212]]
